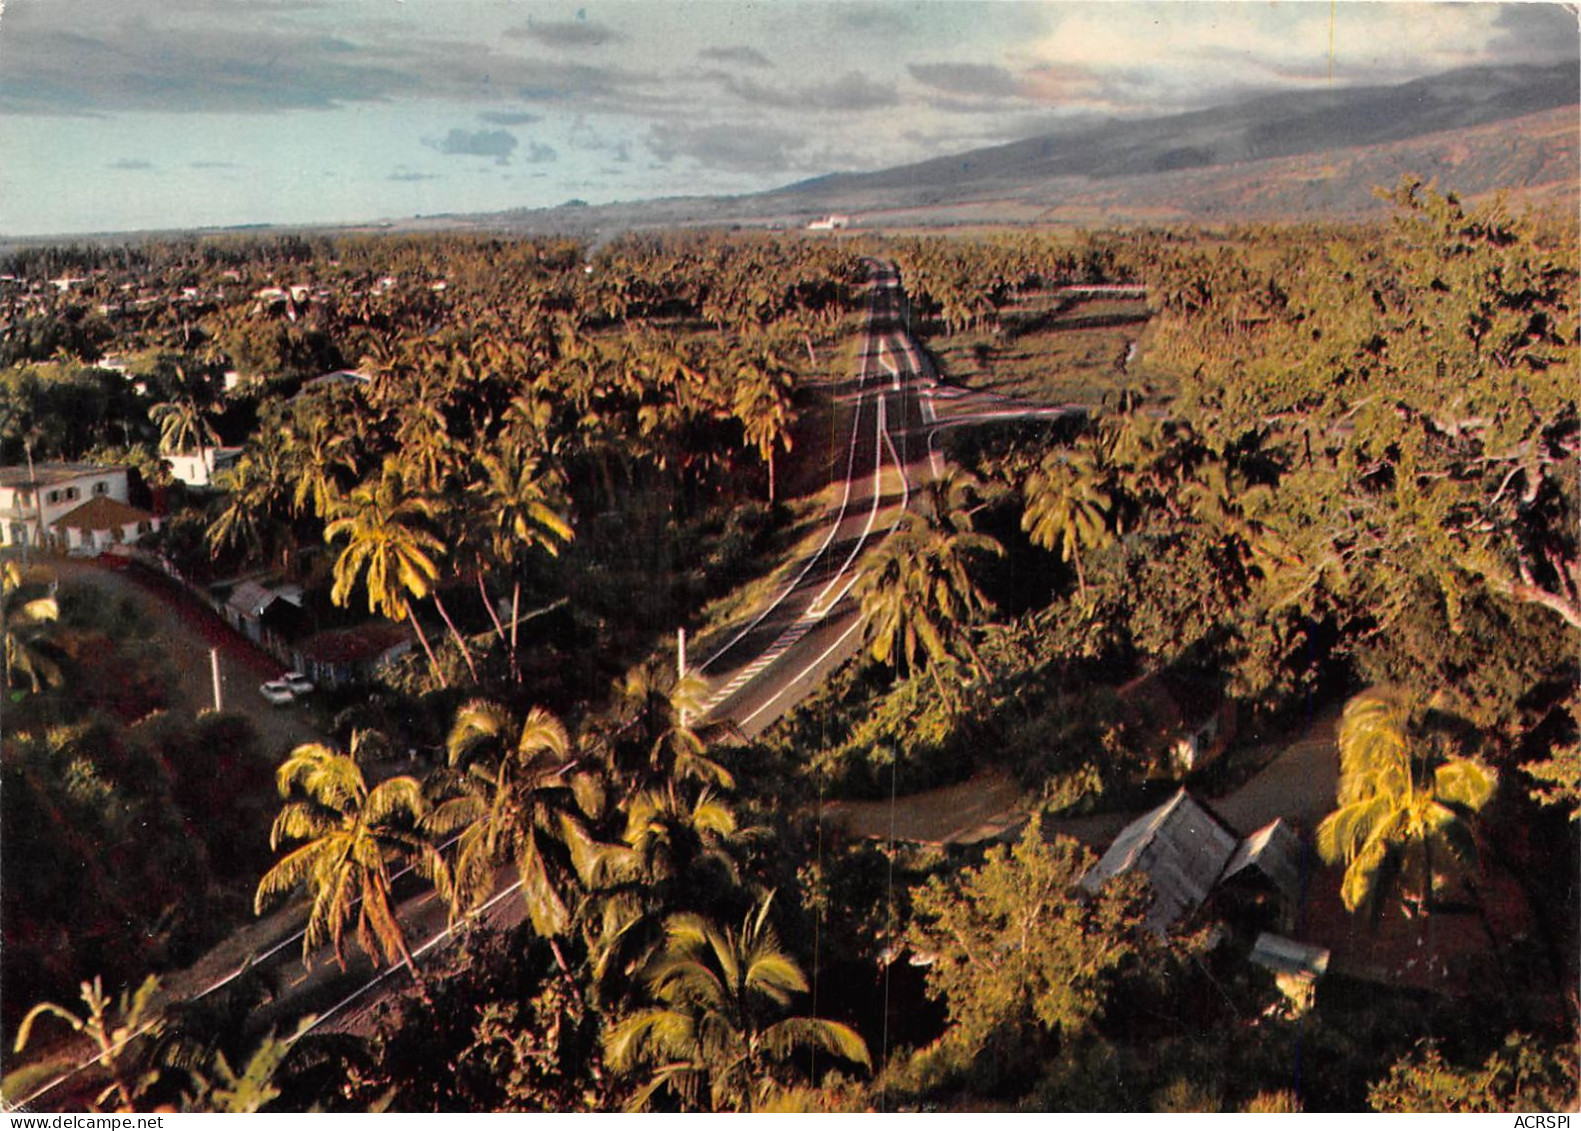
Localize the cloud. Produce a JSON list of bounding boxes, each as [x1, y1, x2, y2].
[[713, 70, 897, 113], [505, 18, 622, 49], [107, 158, 155, 170], [1490, 5, 1581, 66], [908, 62, 1020, 99], [189, 160, 239, 169], [834, 3, 926, 37], [388, 171, 440, 182], [1019, 2, 1516, 116], [647, 121, 807, 174], [0, 2, 637, 115], [523, 141, 558, 164], [478, 110, 542, 126], [424, 127, 519, 164], [698, 45, 772, 68], [0, 8, 417, 114]]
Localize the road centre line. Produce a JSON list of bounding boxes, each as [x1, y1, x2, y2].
[[296, 877, 527, 1040], [696, 290, 885, 674], [732, 365, 916, 732]]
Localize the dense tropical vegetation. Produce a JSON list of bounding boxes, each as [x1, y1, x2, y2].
[[2, 183, 1576, 1111]]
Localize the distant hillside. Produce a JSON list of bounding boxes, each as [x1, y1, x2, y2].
[[772, 62, 1579, 208], [826, 103, 1579, 229]]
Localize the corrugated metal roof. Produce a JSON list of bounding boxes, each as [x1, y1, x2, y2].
[[1250, 932, 1330, 982], [296, 621, 410, 663], [1082, 788, 1240, 932], [226, 580, 300, 619], [1223, 819, 1306, 905]]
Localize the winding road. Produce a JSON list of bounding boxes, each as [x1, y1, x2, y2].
[[693, 261, 1085, 737]]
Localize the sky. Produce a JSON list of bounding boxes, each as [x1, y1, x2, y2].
[[0, 0, 1575, 237]]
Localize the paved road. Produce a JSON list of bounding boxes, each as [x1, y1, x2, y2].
[[693, 263, 1087, 738], [692, 264, 914, 736]]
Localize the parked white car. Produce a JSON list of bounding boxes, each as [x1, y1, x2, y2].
[[259, 680, 295, 706], [281, 671, 315, 696]]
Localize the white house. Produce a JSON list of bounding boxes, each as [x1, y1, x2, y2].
[[166, 447, 243, 488], [0, 462, 158, 552], [807, 214, 851, 231]]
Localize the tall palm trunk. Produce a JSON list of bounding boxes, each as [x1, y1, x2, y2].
[[477, 574, 507, 642], [548, 936, 585, 1006], [432, 592, 480, 684], [408, 608, 448, 688], [510, 581, 521, 657], [477, 573, 522, 683]]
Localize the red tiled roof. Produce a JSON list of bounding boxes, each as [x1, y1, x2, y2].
[[52, 495, 154, 531], [297, 621, 411, 664]]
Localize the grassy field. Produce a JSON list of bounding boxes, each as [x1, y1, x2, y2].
[[922, 292, 1171, 406]]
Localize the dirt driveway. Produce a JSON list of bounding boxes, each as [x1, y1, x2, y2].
[[826, 702, 1343, 847], [48, 556, 322, 759]]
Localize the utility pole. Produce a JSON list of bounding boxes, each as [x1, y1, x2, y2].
[[677, 628, 689, 727], [22, 438, 39, 563], [210, 647, 223, 713]]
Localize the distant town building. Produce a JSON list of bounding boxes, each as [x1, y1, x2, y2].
[[166, 447, 243, 488], [295, 369, 372, 400], [807, 214, 851, 231]]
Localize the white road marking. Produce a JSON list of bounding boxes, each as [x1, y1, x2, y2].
[[696, 291, 886, 675], [724, 380, 914, 729], [295, 877, 527, 1040], [736, 602, 871, 733], [701, 392, 888, 716]]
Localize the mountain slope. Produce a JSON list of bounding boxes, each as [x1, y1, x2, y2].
[[773, 62, 1579, 206]]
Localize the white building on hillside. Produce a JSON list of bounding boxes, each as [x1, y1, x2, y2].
[[167, 447, 243, 488]]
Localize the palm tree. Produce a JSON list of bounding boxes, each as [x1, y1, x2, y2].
[[1181, 459, 1301, 587], [586, 785, 744, 996], [474, 442, 574, 660], [254, 735, 442, 977], [1316, 690, 1498, 917], [3, 561, 61, 692], [729, 345, 795, 503], [13, 975, 165, 1112], [592, 663, 733, 791], [280, 409, 356, 521], [150, 388, 220, 481], [431, 700, 601, 988], [1021, 444, 1113, 598], [857, 474, 1002, 692], [324, 457, 447, 685], [603, 894, 870, 1112], [206, 434, 295, 569]]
